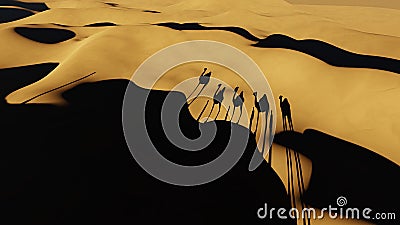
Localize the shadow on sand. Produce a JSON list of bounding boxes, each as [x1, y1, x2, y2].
[[274, 129, 400, 224], [14, 27, 76, 44], [155, 22, 260, 42], [157, 23, 400, 75], [84, 22, 118, 27], [253, 34, 400, 74], [0, 64, 294, 225], [0, 8, 34, 24], [0, 0, 49, 12]]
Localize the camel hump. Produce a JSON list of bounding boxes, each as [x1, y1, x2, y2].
[[239, 91, 244, 100], [259, 94, 269, 111], [283, 98, 290, 106], [203, 72, 211, 77]]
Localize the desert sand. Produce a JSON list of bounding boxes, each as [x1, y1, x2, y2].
[[1, 1, 399, 224]]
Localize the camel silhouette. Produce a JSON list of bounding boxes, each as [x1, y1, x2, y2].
[[278, 95, 308, 225], [205, 84, 226, 122], [230, 87, 244, 124], [279, 95, 293, 131], [187, 68, 211, 105], [252, 92, 270, 134], [252, 92, 270, 157]]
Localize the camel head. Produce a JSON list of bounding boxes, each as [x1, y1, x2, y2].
[[217, 83, 222, 87], [203, 68, 207, 71], [253, 91, 257, 97], [279, 95, 283, 100], [234, 86, 239, 92]]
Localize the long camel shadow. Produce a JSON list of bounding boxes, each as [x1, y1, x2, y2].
[[274, 129, 400, 224], [0, 78, 294, 225]]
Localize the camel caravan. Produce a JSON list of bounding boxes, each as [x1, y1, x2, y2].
[[185, 68, 293, 133]]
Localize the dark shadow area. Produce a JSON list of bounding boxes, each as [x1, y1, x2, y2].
[[155, 22, 260, 42], [104, 2, 118, 7], [143, 9, 161, 13], [0, 8, 34, 23], [0, 63, 58, 106], [274, 129, 400, 224], [0, 0, 49, 11], [0, 78, 294, 225], [253, 34, 400, 74], [14, 27, 76, 44], [84, 22, 117, 27]]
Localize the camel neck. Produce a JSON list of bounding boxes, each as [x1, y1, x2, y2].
[[214, 86, 221, 96]]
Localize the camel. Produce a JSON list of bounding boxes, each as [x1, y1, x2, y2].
[[205, 84, 226, 122], [187, 68, 212, 105], [279, 95, 293, 131], [251, 92, 270, 157], [252, 92, 270, 134], [230, 87, 244, 123]]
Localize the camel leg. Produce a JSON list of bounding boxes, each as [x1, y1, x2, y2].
[[236, 105, 243, 124], [255, 111, 260, 134], [268, 145, 272, 165], [188, 84, 206, 105], [261, 113, 268, 157], [282, 114, 287, 130], [196, 100, 209, 122], [249, 107, 255, 131], [288, 115, 294, 131], [230, 107, 236, 122], [205, 103, 215, 122], [268, 111, 274, 164], [215, 103, 221, 120], [224, 106, 230, 121], [186, 83, 200, 101]]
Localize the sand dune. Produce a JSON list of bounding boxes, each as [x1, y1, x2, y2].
[[0, 62, 58, 104], [0, 0, 398, 160], [0, 1, 399, 224], [253, 34, 400, 74]]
